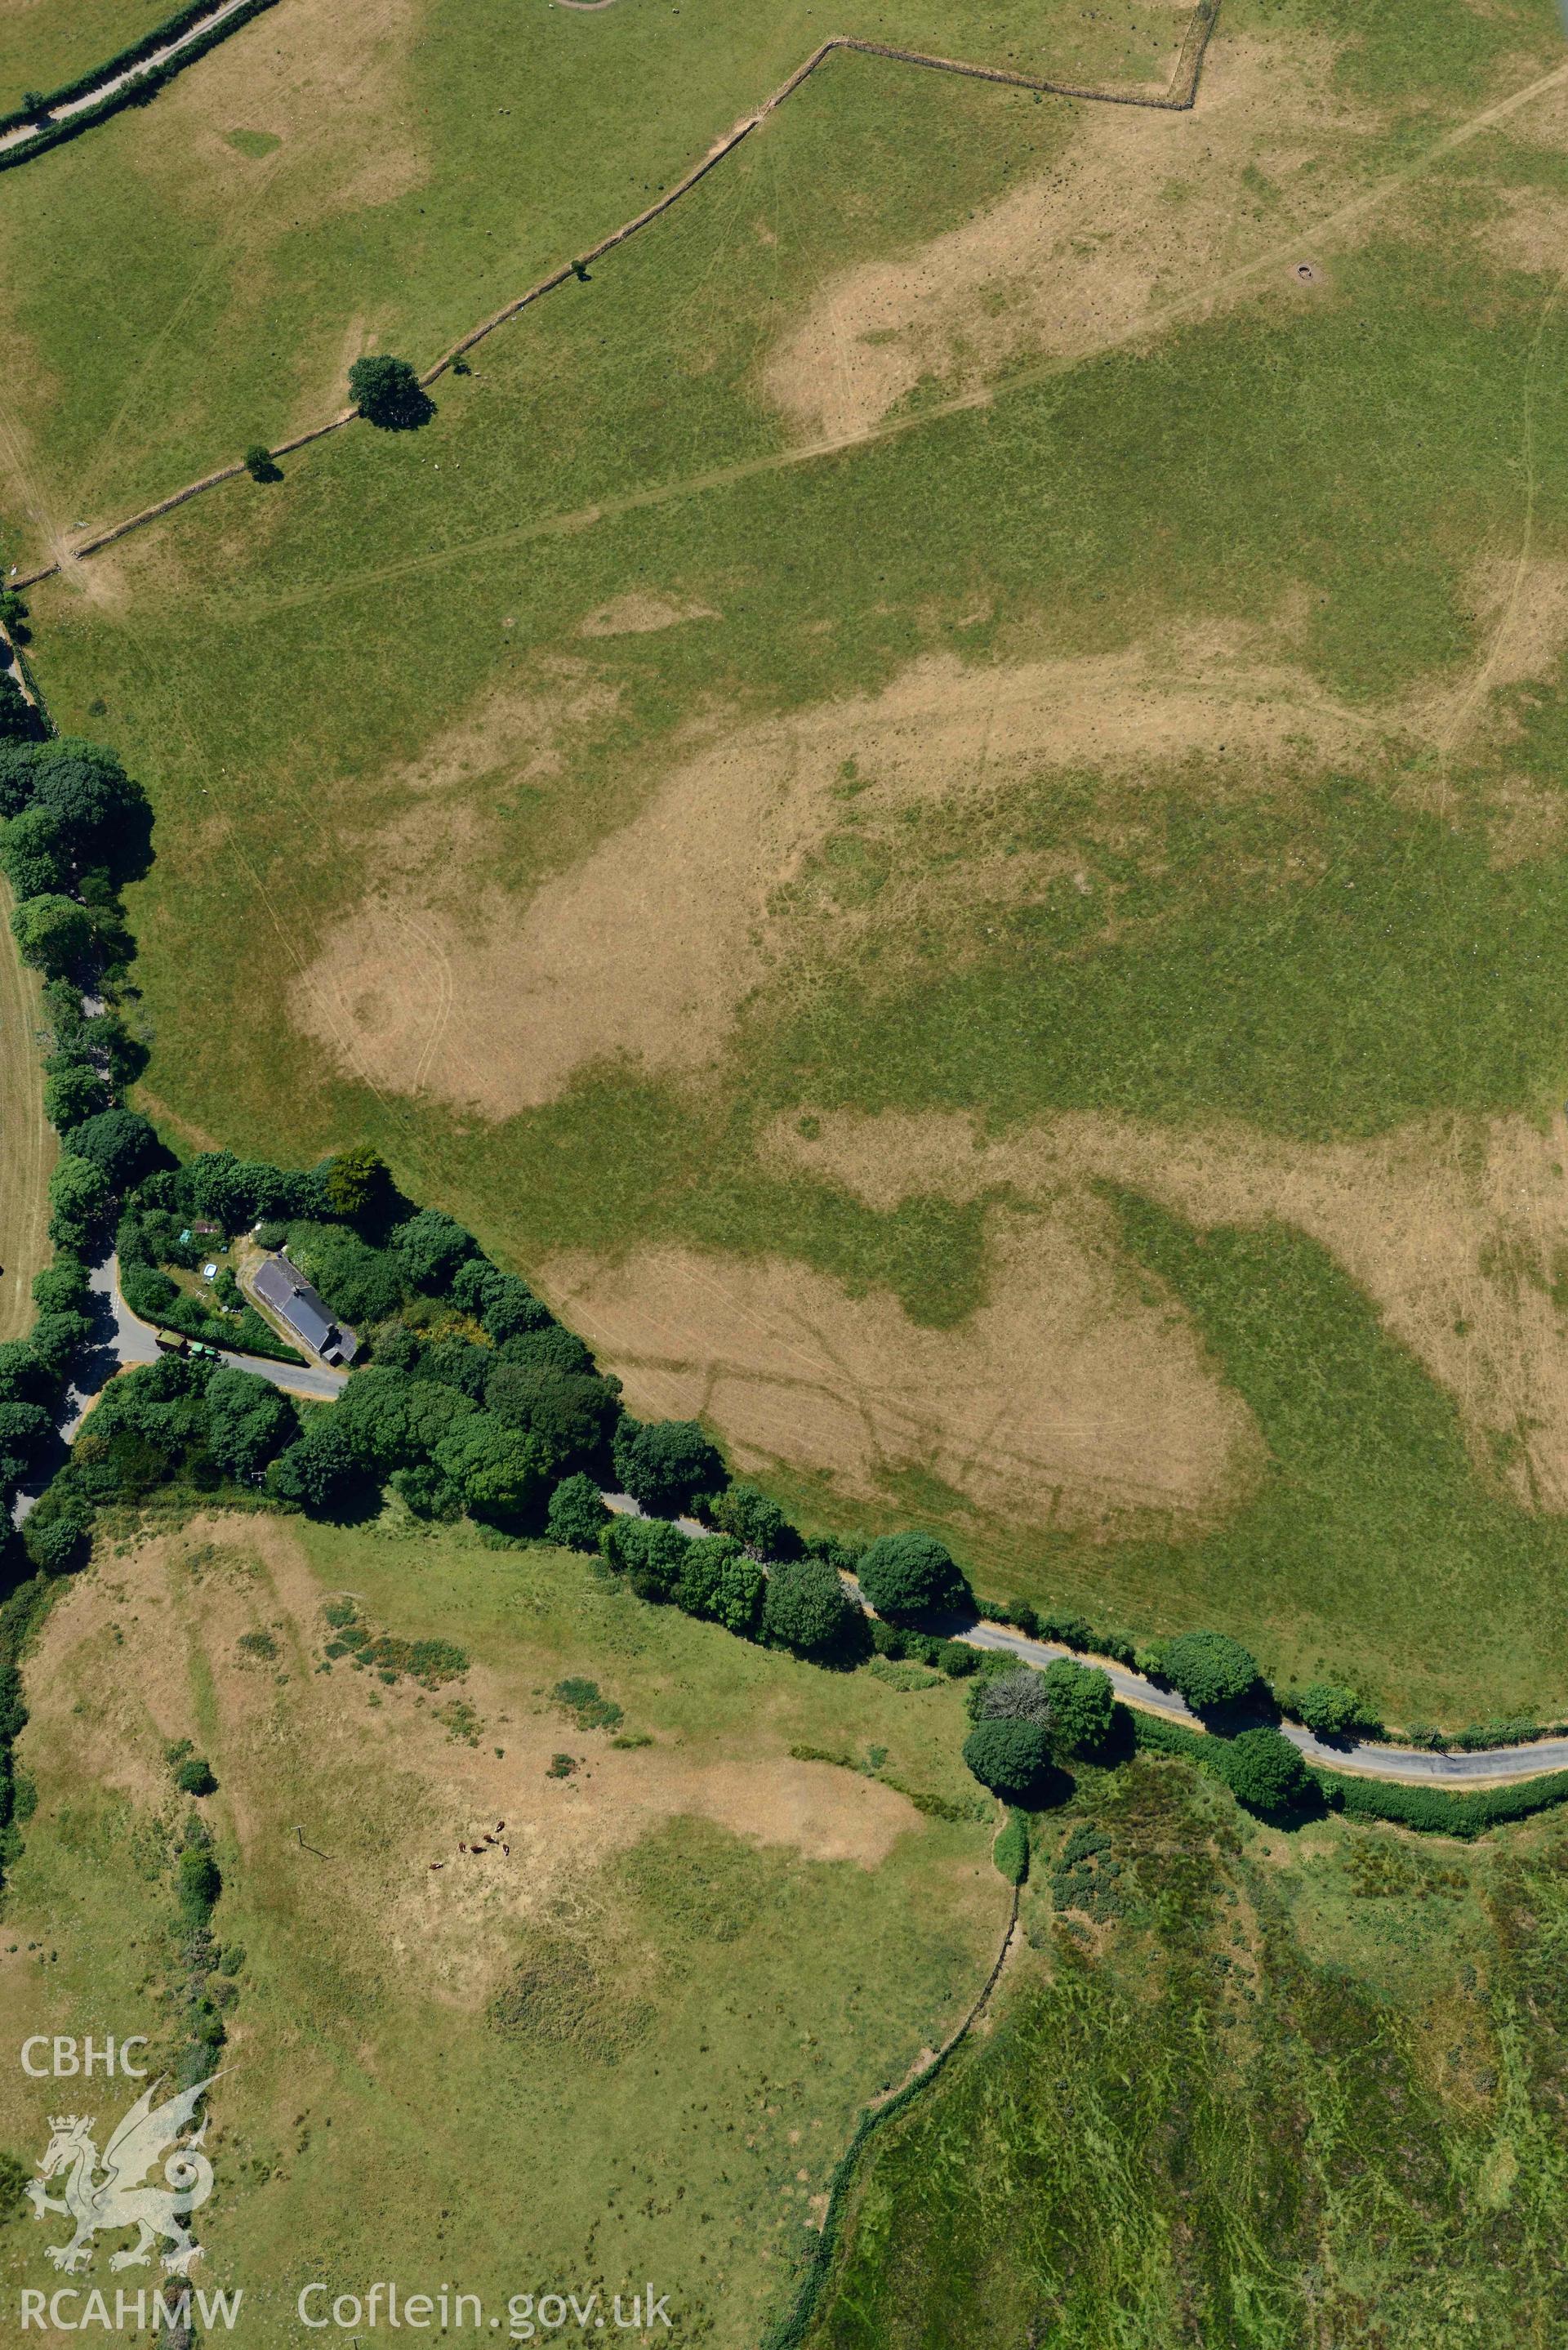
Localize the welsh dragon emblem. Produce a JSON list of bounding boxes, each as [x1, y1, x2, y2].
[[27, 2073, 219, 2274]]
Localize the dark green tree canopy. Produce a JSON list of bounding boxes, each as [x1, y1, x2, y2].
[[857, 1531, 971, 1623], [266, 1413, 359, 1516], [962, 1718, 1056, 1804], [434, 1412, 549, 1523], [760, 1557, 855, 1659], [205, 1367, 298, 1480], [0, 804, 70, 899], [484, 1362, 618, 1472], [47, 1153, 112, 1251], [496, 1324, 594, 1377], [1159, 1630, 1260, 1712], [393, 1207, 477, 1291], [0, 671, 42, 745], [335, 1362, 474, 1474], [288, 1223, 406, 1325], [30, 741, 151, 879], [180, 1148, 318, 1229], [67, 1107, 164, 1191], [546, 1471, 608, 1552], [480, 1271, 551, 1342], [601, 1513, 692, 1604], [612, 1419, 724, 1516], [703, 1482, 800, 1560], [677, 1536, 765, 1637], [0, 1396, 52, 1478], [418, 1335, 491, 1401], [0, 1337, 56, 1403], [21, 1489, 91, 1575], [1290, 1682, 1363, 1737], [1221, 1726, 1313, 1817], [348, 355, 433, 430], [30, 1259, 91, 1318], [322, 1144, 395, 1223], [11, 893, 92, 977], [0, 741, 41, 815], [1041, 1657, 1115, 1755], [42, 1064, 108, 1130]]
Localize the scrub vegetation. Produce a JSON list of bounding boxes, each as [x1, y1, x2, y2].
[[804, 1755, 1568, 2348]]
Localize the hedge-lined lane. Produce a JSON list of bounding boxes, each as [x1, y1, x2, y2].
[[36, 1245, 1568, 1790], [960, 1621, 1568, 1789], [0, 0, 278, 163]]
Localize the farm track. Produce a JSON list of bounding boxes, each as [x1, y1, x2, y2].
[[11, 0, 1221, 587]]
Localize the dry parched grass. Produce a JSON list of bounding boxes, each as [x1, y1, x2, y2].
[[19, 1514, 927, 2016], [762, 33, 1378, 442], [290, 634, 1403, 1116], [772, 1106, 1568, 1514], [547, 1204, 1261, 1531]]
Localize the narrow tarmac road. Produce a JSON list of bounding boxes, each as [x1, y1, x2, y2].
[[605, 1509, 1568, 1789], [22, 1300, 1568, 1790], [962, 1618, 1568, 1788], [0, 0, 262, 158]]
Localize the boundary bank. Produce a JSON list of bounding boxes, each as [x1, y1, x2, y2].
[[760, 1880, 1020, 2350], [10, 2, 1219, 586]]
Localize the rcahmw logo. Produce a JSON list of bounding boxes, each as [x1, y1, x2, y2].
[[24, 2069, 222, 2279], [20, 2285, 243, 2333]]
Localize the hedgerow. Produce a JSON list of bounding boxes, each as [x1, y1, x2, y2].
[[1323, 1769, 1568, 1839], [1127, 1706, 1568, 1838]]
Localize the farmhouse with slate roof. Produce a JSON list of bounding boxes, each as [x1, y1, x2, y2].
[[252, 1254, 359, 1366]]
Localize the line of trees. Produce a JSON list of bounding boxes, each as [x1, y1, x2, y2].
[[0, 733, 163, 1538]]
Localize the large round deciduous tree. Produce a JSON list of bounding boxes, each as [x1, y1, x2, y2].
[[67, 1107, 164, 1192], [1221, 1726, 1312, 1817], [11, 893, 92, 977], [760, 1558, 856, 1660], [1041, 1657, 1115, 1755], [612, 1419, 724, 1517], [1159, 1630, 1259, 1712], [348, 355, 432, 430], [962, 1718, 1055, 1804], [858, 1530, 972, 1623]]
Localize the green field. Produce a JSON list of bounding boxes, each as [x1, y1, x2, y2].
[[0, 1511, 1003, 2345], [15, 0, 1568, 1716], [808, 1750, 1568, 2348], [0, 0, 1190, 560]]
